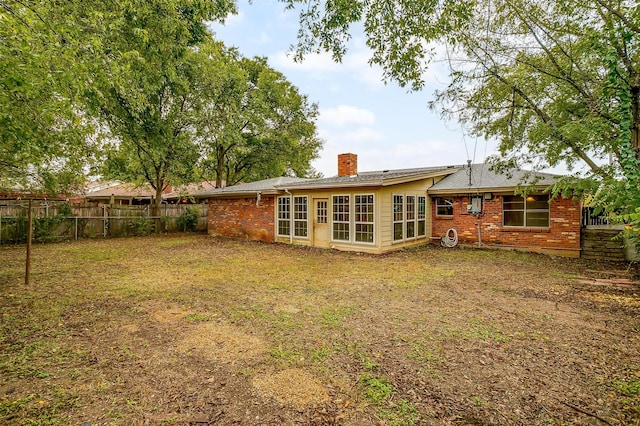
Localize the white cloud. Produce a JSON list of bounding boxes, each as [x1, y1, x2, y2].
[[269, 43, 386, 89], [270, 50, 342, 74], [250, 32, 272, 45], [318, 105, 376, 127], [343, 46, 385, 89], [342, 127, 385, 143]]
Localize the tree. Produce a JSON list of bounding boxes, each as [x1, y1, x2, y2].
[[0, 1, 96, 193], [194, 43, 323, 187], [280, 0, 640, 241], [85, 0, 236, 211]]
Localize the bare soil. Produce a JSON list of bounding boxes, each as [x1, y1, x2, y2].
[[0, 234, 639, 425]]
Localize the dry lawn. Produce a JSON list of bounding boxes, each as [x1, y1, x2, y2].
[[0, 234, 639, 425]]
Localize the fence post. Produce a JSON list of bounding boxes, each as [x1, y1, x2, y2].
[[103, 205, 107, 237], [25, 199, 32, 285]]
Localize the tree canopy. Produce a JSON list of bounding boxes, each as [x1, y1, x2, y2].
[[194, 44, 322, 187], [282, 0, 640, 241], [2, 0, 323, 206], [0, 1, 95, 192], [84, 0, 234, 207]]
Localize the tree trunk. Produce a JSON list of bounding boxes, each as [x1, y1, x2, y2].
[[154, 179, 164, 233], [215, 145, 225, 188], [631, 84, 640, 161]]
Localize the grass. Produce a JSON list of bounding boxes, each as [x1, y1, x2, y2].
[[359, 372, 393, 404], [0, 234, 638, 425]]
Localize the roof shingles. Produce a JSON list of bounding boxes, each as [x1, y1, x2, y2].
[[429, 163, 559, 192]]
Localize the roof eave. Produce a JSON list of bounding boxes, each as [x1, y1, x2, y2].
[[203, 189, 281, 198], [278, 180, 384, 190], [379, 169, 462, 186], [278, 168, 461, 191], [427, 184, 552, 195]]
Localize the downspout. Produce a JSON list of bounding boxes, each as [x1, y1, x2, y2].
[[283, 189, 293, 244]]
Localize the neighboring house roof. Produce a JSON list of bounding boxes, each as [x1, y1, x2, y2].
[[197, 177, 311, 198], [84, 182, 156, 200], [429, 163, 559, 194], [275, 165, 461, 190], [165, 181, 218, 200], [83, 181, 220, 201]]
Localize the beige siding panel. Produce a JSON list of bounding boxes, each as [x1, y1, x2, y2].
[[276, 177, 439, 253], [377, 179, 433, 251]]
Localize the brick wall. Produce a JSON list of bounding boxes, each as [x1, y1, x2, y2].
[[338, 153, 358, 177], [432, 194, 581, 255], [207, 196, 275, 242]]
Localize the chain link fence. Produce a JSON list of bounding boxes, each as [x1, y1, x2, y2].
[[0, 201, 208, 245]]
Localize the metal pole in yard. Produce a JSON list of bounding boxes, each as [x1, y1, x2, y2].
[[25, 199, 33, 285], [75, 217, 78, 241], [0, 211, 2, 246]]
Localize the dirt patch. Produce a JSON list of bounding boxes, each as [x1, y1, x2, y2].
[[253, 368, 331, 406], [176, 322, 267, 363], [151, 308, 189, 323], [273, 304, 302, 314]]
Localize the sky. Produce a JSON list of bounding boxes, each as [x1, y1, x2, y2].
[[209, 0, 500, 178]]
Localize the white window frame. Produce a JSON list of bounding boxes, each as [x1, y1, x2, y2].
[[331, 194, 350, 242], [277, 196, 291, 237], [393, 194, 404, 242], [394, 194, 426, 243], [354, 194, 375, 245], [316, 200, 328, 224], [405, 195, 416, 240], [293, 196, 309, 238], [417, 196, 427, 238], [329, 194, 377, 244]]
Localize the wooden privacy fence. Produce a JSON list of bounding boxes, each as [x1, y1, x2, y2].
[[0, 201, 208, 245]]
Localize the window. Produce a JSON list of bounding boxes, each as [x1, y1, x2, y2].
[[354, 194, 374, 243], [436, 197, 454, 216], [406, 195, 416, 239], [293, 196, 308, 237], [417, 196, 426, 237], [277, 196, 290, 236], [393, 195, 404, 241], [317, 201, 327, 224], [332, 195, 350, 241], [503, 194, 549, 227]]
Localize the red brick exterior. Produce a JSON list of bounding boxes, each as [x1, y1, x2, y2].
[[432, 194, 581, 255], [207, 196, 275, 242], [338, 153, 358, 177]]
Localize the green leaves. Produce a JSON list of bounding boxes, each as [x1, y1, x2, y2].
[[282, 0, 640, 246], [1, 0, 238, 195], [193, 44, 322, 186], [0, 0, 94, 193]]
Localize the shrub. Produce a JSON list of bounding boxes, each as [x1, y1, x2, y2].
[[176, 206, 200, 232], [129, 217, 153, 236]]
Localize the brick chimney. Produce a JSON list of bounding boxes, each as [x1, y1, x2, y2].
[[338, 153, 358, 177]]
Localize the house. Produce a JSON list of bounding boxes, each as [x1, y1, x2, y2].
[[200, 154, 583, 257], [78, 181, 217, 205], [429, 163, 582, 257], [200, 153, 460, 254]]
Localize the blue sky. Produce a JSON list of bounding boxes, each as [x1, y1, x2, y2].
[[209, 0, 499, 177]]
